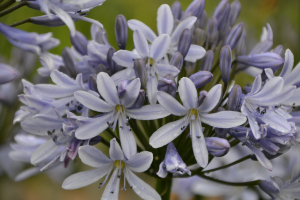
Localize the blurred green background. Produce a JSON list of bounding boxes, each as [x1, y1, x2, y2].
[[0, 0, 299, 199]]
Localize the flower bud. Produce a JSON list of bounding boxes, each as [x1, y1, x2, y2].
[[133, 58, 147, 89], [185, 0, 205, 18], [200, 50, 214, 71], [206, 17, 218, 50], [107, 47, 122, 75], [213, 0, 231, 31], [118, 80, 131, 98], [229, 0, 241, 26], [205, 137, 230, 157], [95, 64, 107, 74], [189, 71, 213, 89], [70, 31, 88, 56], [89, 136, 103, 145], [273, 45, 284, 58], [171, 1, 182, 20], [157, 142, 191, 178], [0, 64, 19, 84], [235, 29, 246, 56], [237, 52, 284, 69], [227, 85, 242, 111], [62, 47, 77, 78], [198, 90, 207, 106], [88, 74, 98, 92], [157, 74, 177, 98], [30, 15, 77, 27], [129, 89, 145, 109], [194, 28, 206, 46], [225, 22, 244, 49], [170, 51, 183, 72], [185, 61, 196, 77], [215, 107, 227, 138], [195, 10, 207, 29], [258, 180, 280, 199], [250, 24, 273, 55], [177, 28, 192, 58], [219, 45, 232, 84], [115, 15, 127, 50]]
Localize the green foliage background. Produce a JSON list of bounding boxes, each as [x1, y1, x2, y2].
[[0, 0, 299, 199]]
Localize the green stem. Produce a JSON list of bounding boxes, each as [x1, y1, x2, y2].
[[156, 178, 172, 200], [202, 155, 251, 174], [10, 17, 31, 27], [0, 1, 27, 17], [198, 173, 260, 186], [0, 0, 15, 11]]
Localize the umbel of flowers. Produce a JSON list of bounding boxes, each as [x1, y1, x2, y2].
[[0, 0, 300, 199]]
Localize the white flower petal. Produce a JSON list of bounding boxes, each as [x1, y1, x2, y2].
[[126, 104, 170, 120], [133, 29, 149, 58], [178, 77, 198, 109], [78, 146, 112, 168], [118, 116, 136, 159], [112, 50, 140, 68], [170, 16, 197, 45], [125, 167, 162, 200], [126, 151, 153, 173], [290, 163, 300, 183], [62, 167, 111, 190], [184, 45, 206, 62], [260, 111, 291, 134], [150, 34, 171, 61], [245, 142, 272, 170], [109, 137, 125, 161], [74, 91, 114, 112], [34, 84, 78, 98], [155, 63, 180, 77], [111, 68, 136, 86], [250, 75, 262, 95], [283, 87, 300, 106], [190, 119, 208, 168], [283, 62, 300, 86], [50, 69, 76, 86], [97, 72, 120, 106], [157, 4, 174, 36], [198, 84, 222, 113], [15, 167, 41, 182], [157, 91, 188, 116], [279, 49, 294, 79], [149, 117, 186, 148], [128, 19, 157, 42], [251, 77, 283, 99], [122, 78, 141, 108], [101, 168, 120, 200], [147, 74, 158, 105], [264, 68, 274, 80], [30, 139, 59, 165], [200, 111, 247, 128], [75, 113, 112, 139]]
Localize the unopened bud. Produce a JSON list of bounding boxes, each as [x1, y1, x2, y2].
[[219, 45, 232, 84], [198, 90, 207, 106], [170, 51, 183, 71], [225, 22, 244, 49], [88, 74, 98, 92], [235, 29, 246, 56], [229, 0, 241, 26], [31, 15, 77, 27], [95, 64, 107, 74], [70, 31, 88, 55], [133, 58, 147, 89], [157, 142, 191, 178], [237, 52, 284, 69], [227, 85, 242, 111], [118, 80, 131, 98], [195, 11, 207, 29], [200, 50, 214, 71], [185, 0, 205, 18], [171, 1, 182, 20], [0, 64, 19, 84], [178, 28, 192, 58], [62, 47, 77, 78], [129, 90, 145, 109], [89, 136, 102, 145], [215, 107, 227, 138], [206, 17, 218, 50], [189, 71, 213, 89], [258, 180, 280, 199], [157, 74, 177, 98], [107, 47, 122, 75], [205, 137, 230, 157], [115, 15, 127, 50], [213, 0, 231, 31], [194, 28, 206, 46], [185, 62, 196, 77]]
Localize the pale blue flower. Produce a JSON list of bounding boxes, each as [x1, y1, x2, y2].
[[149, 77, 246, 167]]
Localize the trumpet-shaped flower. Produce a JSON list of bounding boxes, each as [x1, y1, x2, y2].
[[149, 78, 247, 167], [62, 138, 161, 200]]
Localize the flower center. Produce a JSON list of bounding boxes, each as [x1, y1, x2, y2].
[[116, 105, 123, 112], [148, 57, 154, 67], [189, 109, 198, 120], [114, 160, 125, 168]]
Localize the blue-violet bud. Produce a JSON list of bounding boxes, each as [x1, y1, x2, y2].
[[227, 85, 242, 111], [219, 45, 232, 84], [200, 50, 214, 71], [170, 51, 183, 72], [237, 52, 284, 69], [225, 22, 244, 49], [171, 1, 182, 20], [133, 58, 147, 89], [177, 28, 192, 58], [70, 31, 88, 56], [115, 14, 127, 50], [189, 71, 213, 89], [205, 137, 230, 157], [229, 0, 241, 26], [157, 74, 177, 98]]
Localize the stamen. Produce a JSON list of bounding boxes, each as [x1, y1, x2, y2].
[[98, 165, 114, 188]]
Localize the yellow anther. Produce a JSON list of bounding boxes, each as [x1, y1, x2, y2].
[[149, 58, 154, 66], [116, 105, 123, 112], [190, 109, 198, 117], [114, 160, 125, 168]]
